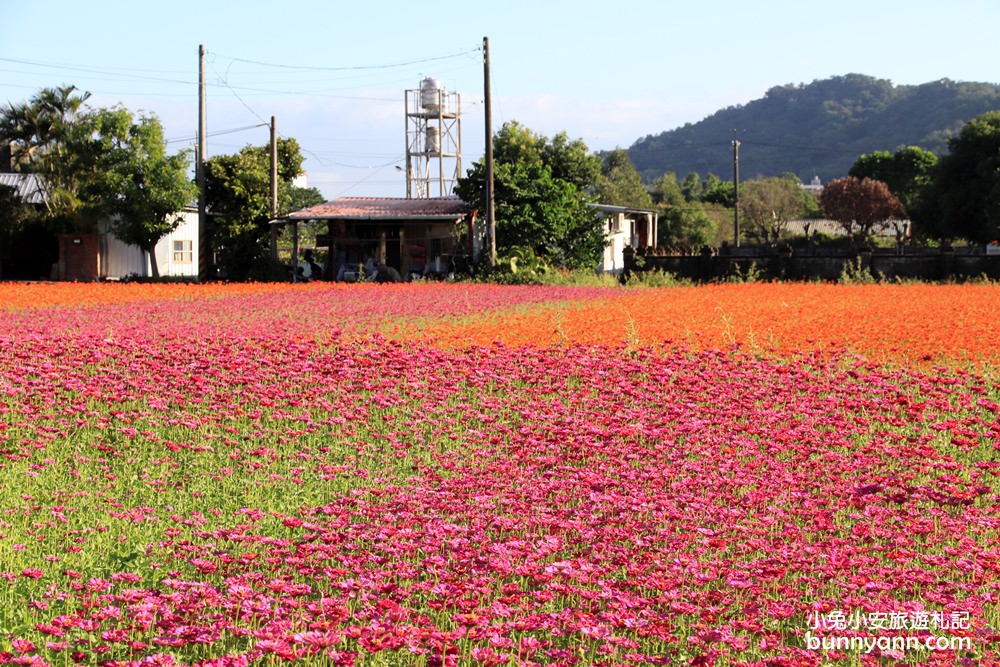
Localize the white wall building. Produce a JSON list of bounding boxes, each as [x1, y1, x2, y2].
[[99, 207, 199, 279], [590, 204, 658, 274]]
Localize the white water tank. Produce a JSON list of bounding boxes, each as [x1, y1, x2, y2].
[[420, 78, 441, 110], [425, 126, 440, 155]]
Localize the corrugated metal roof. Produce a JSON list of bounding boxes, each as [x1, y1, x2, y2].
[[288, 196, 472, 221], [0, 173, 46, 205]]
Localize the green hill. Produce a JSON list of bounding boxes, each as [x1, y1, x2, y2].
[[627, 74, 1000, 184]]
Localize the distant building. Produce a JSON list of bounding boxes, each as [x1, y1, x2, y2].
[[589, 204, 658, 274], [802, 176, 823, 195]]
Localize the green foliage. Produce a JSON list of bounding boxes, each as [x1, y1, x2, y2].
[[700, 174, 736, 207], [914, 111, 1000, 243], [624, 268, 689, 287], [490, 246, 553, 284], [649, 172, 717, 251], [838, 256, 880, 284], [627, 75, 1000, 185], [286, 185, 325, 213], [205, 138, 306, 280], [0, 86, 196, 264], [738, 176, 811, 246], [723, 261, 765, 283], [849, 146, 938, 214], [456, 121, 605, 269], [596, 148, 653, 209], [541, 129, 603, 192]]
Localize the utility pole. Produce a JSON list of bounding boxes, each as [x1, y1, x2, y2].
[[483, 36, 496, 269], [732, 130, 740, 248], [270, 116, 278, 263], [197, 45, 209, 281]]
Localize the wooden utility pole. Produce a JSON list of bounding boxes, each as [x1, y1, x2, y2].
[[197, 45, 209, 281], [483, 36, 496, 268], [732, 131, 741, 248]]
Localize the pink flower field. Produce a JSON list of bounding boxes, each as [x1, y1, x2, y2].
[[0, 283, 997, 666]]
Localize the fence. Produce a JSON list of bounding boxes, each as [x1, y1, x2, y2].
[[623, 247, 1000, 282]]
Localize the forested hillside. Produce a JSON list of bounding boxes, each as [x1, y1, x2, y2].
[[627, 74, 1000, 184]]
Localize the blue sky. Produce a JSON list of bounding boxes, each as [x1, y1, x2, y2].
[[1, 0, 997, 199]]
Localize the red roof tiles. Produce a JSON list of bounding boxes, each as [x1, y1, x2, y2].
[[288, 196, 472, 220]]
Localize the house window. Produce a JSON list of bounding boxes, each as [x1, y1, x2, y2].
[[173, 240, 193, 263], [609, 216, 622, 234]]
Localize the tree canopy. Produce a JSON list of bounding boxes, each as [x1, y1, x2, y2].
[[738, 177, 811, 246], [913, 111, 1000, 243], [849, 146, 937, 214], [205, 137, 307, 280], [819, 176, 905, 243], [596, 148, 653, 210], [456, 121, 605, 269], [649, 173, 716, 252]]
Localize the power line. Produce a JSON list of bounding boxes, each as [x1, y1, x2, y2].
[[742, 139, 864, 156], [0, 56, 193, 85], [0, 47, 475, 195], [166, 123, 268, 145], [210, 46, 480, 72]]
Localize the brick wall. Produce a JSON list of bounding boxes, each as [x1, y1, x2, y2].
[[57, 234, 100, 281]]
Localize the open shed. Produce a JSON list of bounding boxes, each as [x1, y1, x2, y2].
[[280, 196, 478, 281]]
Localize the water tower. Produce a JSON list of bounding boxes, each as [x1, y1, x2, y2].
[[405, 78, 462, 198]]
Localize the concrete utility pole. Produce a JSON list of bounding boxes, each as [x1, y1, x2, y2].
[[732, 130, 741, 248], [483, 36, 496, 268], [270, 116, 278, 262], [197, 45, 209, 281]]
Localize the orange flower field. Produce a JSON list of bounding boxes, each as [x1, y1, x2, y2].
[[3, 282, 997, 368], [413, 283, 1000, 370]]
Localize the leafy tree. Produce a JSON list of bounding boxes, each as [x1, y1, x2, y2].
[[913, 111, 1000, 243], [596, 148, 653, 209], [205, 138, 306, 280], [0, 85, 96, 230], [287, 185, 325, 213], [457, 121, 604, 269], [680, 172, 703, 201], [700, 174, 735, 207], [650, 172, 716, 252], [77, 107, 197, 277], [280, 186, 328, 250], [849, 146, 938, 213], [738, 177, 810, 246], [819, 176, 905, 243], [541, 130, 602, 192]]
